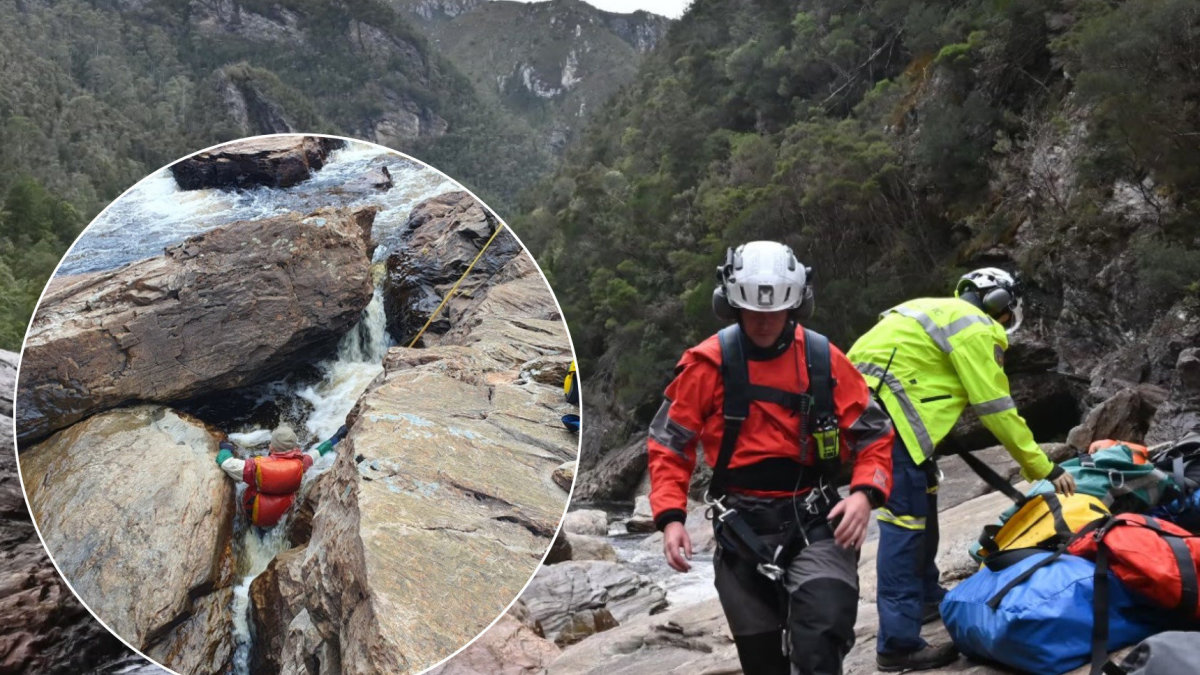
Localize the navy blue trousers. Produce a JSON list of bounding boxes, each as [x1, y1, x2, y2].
[[876, 437, 944, 654]]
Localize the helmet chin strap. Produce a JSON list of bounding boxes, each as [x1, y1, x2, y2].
[[1005, 301, 1024, 335]]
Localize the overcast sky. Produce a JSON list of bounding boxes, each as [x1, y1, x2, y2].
[[510, 0, 691, 19]]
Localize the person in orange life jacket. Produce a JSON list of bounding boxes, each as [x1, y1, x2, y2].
[[215, 424, 347, 528], [647, 241, 894, 675]]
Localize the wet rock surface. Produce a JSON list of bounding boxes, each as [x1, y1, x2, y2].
[[382, 190, 522, 345], [20, 405, 235, 672], [170, 136, 344, 190], [18, 206, 377, 444], [251, 249, 575, 673]]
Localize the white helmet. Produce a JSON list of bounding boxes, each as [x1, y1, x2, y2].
[[956, 267, 1023, 332], [713, 241, 813, 319]]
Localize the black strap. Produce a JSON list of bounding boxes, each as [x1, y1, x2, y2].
[[983, 547, 1044, 572], [1090, 545, 1111, 675], [712, 325, 750, 497], [804, 329, 834, 419], [719, 509, 782, 566], [1045, 493, 1073, 539], [745, 384, 811, 413], [986, 517, 1108, 609], [957, 448, 1029, 505]]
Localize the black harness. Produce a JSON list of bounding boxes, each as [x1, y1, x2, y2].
[[706, 323, 839, 580]]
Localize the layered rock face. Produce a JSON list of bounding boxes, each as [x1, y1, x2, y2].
[[383, 190, 522, 345], [18, 206, 376, 443], [170, 136, 344, 190], [250, 242, 576, 672], [20, 405, 235, 673]]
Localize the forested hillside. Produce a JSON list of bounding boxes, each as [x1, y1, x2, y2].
[[0, 0, 553, 348], [513, 0, 1200, 457]]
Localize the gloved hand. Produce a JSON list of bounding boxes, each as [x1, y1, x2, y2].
[[1048, 465, 1076, 497], [216, 440, 235, 466], [331, 425, 349, 444]]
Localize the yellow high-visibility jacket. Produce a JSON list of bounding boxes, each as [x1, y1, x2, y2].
[[847, 297, 1053, 481]]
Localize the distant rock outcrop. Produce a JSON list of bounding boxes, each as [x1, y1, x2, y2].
[[170, 136, 344, 190], [20, 405, 235, 673], [249, 249, 576, 672], [18, 206, 377, 444]]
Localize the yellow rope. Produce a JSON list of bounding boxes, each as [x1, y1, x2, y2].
[[407, 222, 506, 348]]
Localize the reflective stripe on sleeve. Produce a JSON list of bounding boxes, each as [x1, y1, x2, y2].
[[876, 507, 926, 530], [972, 395, 1016, 416], [884, 307, 993, 354], [648, 399, 695, 460], [857, 362, 936, 462]]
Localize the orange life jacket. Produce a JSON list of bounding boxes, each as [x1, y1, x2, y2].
[[241, 450, 312, 527]]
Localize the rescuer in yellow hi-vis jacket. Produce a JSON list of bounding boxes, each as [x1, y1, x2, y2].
[[848, 268, 1076, 672]]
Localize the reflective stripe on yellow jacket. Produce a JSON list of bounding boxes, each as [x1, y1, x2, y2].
[[847, 297, 1053, 481]]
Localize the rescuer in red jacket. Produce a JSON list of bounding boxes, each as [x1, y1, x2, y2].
[[647, 241, 894, 675]]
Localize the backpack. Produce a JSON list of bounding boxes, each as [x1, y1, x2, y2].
[[1067, 514, 1200, 620], [940, 551, 1162, 675], [970, 443, 1174, 561], [1148, 433, 1200, 530], [974, 492, 1110, 562], [1101, 631, 1200, 675]]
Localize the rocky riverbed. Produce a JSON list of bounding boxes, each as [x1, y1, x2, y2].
[[434, 361, 1200, 674], [13, 136, 577, 674]]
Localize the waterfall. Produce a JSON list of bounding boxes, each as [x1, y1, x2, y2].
[[297, 288, 390, 442]]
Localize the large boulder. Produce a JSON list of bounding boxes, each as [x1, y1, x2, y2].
[[249, 250, 575, 672], [169, 136, 344, 190], [1147, 348, 1200, 444], [521, 561, 668, 645], [19, 405, 235, 672], [562, 509, 609, 536], [18, 206, 377, 443], [1066, 385, 1166, 450], [382, 191, 522, 345], [571, 433, 649, 502]]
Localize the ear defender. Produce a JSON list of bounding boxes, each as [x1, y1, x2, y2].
[[712, 285, 737, 321], [981, 288, 1012, 318]]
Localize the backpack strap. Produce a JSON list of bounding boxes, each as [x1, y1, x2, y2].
[[711, 324, 750, 498], [803, 329, 840, 476]]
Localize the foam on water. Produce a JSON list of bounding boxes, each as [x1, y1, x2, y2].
[[60, 142, 459, 275]]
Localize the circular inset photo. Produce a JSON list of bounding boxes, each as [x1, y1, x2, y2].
[[14, 135, 580, 674]]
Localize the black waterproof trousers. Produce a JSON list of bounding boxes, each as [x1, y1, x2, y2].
[[713, 494, 859, 675]]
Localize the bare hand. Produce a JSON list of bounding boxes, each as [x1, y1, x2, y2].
[[828, 491, 872, 550], [662, 521, 693, 572], [1051, 470, 1076, 497]]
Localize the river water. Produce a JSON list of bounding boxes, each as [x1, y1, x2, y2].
[[57, 139, 460, 673], [59, 141, 459, 276], [602, 506, 719, 611]]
